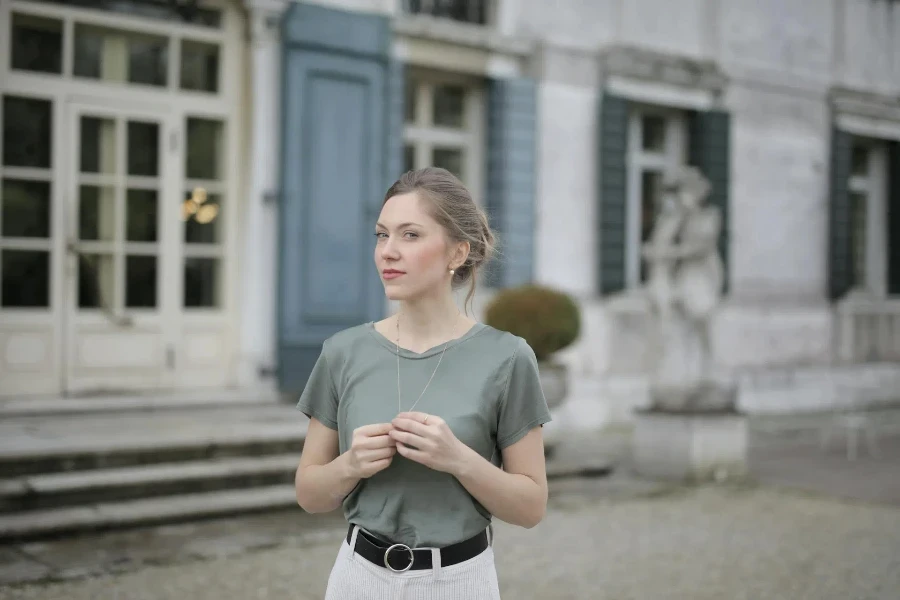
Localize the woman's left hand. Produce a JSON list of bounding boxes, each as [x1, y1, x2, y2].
[[390, 412, 471, 476]]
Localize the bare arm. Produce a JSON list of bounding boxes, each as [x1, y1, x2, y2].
[[295, 419, 396, 514], [453, 427, 548, 529], [390, 413, 548, 529]]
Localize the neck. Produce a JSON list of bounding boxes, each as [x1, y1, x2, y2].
[[397, 293, 461, 341]]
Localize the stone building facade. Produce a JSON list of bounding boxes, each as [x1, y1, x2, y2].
[[1, 0, 898, 423]]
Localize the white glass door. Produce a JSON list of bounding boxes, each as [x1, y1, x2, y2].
[[63, 101, 178, 393]]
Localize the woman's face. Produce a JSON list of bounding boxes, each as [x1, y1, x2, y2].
[[374, 191, 463, 301]]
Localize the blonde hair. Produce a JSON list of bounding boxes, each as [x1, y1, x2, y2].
[[383, 167, 496, 314]]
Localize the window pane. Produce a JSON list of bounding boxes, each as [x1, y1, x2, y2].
[[74, 24, 167, 87], [11, 13, 63, 74], [640, 170, 663, 281], [126, 255, 157, 308], [183, 189, 221, 244], [79, 185, 116, 241], [404, 145, 415, 173], [2, 250, 49, 307], [184, 257, 219, 308], [2, 96, 52, 168], [127, 189, 158, 242], [403, 0, 487, 24], [32, 0, 221, 27], [80, 116, 116, 174], [127, 121, 159, 176], [180, 40, 219, 93], [77, 253, 114, 309], [850, 191, 868, 289], [642, 115, 666, 152], [2, 179, 51, 238], [186, 118, 224, 180], [851, 144, 869, 177], [432, 148, 463, 180], [433, 85, 465, 128]]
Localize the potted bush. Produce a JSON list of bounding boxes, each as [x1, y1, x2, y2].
[[484, 284, 581, 411]]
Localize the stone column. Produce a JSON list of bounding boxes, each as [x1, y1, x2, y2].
[[237, 0, 287, 390]]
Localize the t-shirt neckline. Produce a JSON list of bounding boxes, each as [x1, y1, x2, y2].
[[366, 320, 486, 359]]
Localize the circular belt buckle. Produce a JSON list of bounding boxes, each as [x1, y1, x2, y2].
[[383, 543, 414, 573]]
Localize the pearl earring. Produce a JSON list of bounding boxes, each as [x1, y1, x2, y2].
[[449, 268, 455, 275]]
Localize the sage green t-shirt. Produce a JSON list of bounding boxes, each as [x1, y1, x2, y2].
[[296, 321, 551, 548]]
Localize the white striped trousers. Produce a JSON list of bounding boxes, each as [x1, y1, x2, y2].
[[323, 525, 502, 600]]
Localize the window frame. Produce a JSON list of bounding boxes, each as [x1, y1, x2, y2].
[[847, 138, 889, 298], [625, 105, 688, 289], [402, 68, 486, 205], [399, 0, 494, 27]]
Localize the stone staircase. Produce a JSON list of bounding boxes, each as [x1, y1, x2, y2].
[[0, 398, 306, 541]]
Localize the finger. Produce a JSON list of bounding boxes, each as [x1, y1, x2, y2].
[[391, 417, 428, 436], [395, 442, 428, 465], [359, 434, 396, 449], [368, 457, 393, 472], [356, 423, 394, 437], [396, 412, 434, 425], [389, 429, 426, 447], [363, 447, 395, 461]]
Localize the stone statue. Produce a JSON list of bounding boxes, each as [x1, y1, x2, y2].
[[641, 166, 735, 412]]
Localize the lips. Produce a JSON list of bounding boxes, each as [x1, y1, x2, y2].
[[382, 269, 405, 280]]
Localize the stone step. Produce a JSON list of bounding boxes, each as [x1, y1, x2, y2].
[[0, 407, 307, 478], [0, 454, 300, 512], [0, 484, 299, 541], [0, 430, 303, 479], [0, 387, 282, 418]]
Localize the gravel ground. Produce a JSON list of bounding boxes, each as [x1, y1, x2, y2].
[[3, 485, 898, 600]]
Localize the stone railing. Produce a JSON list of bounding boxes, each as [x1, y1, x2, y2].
[[836, 297, 900, 363]]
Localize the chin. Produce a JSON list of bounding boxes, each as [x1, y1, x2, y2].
[[382, 284, 409, 301]]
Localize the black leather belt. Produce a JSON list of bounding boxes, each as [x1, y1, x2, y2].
[[347, 524, 489, 572]]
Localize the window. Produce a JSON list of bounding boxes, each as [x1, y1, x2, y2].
[[403, 71, 484, 198], [30, 0, 221, 28], [847, 139, 888, 296], [627, 108, 688, 286], [0, 96, 54, 308], [9, 10, 222, 95], [402, 0, 489, 25], [182, 117, 225, 308], [11, 13, 63, 74]]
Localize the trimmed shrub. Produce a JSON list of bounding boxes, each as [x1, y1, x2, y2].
[[484, 285, 581, 362]]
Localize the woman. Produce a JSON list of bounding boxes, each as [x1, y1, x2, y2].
[[295, 167, 552, 599]]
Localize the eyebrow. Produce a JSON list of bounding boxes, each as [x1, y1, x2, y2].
[[375, 221, 423, 229]]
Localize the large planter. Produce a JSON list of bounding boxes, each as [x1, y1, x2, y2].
[[538, 361, 568, 411]]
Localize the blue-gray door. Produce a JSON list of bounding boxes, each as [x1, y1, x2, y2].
[[278, 44, 388, 392]]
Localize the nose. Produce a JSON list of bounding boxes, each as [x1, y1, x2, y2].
[[380, 235, 400, 260]]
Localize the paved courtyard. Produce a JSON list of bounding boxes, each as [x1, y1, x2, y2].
[[2, 409, 899, 600]]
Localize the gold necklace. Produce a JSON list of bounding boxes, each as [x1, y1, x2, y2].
[[395, 311, 460, 414]]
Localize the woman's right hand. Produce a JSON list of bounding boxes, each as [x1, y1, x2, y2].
[[345, 423, 397, 479]]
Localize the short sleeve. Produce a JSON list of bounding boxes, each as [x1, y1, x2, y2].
[[295, 340, 339, 430], [497, 338, 553, 450]]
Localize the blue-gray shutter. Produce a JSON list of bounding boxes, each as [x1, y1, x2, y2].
[[888, 141, 900, 296], [277, 3, 391, 393], [597, 93, 628, 295], [828, 128, 853, 301], [385, 59, 406, 190], [688, 110, 731, 294], [484, 77, 537, 288]]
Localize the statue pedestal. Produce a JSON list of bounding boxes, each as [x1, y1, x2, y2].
[[632, 408, 748, 483]]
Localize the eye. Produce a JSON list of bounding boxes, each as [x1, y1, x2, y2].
[[403, 231, 419, 239], [374, 232, 387, 239]]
